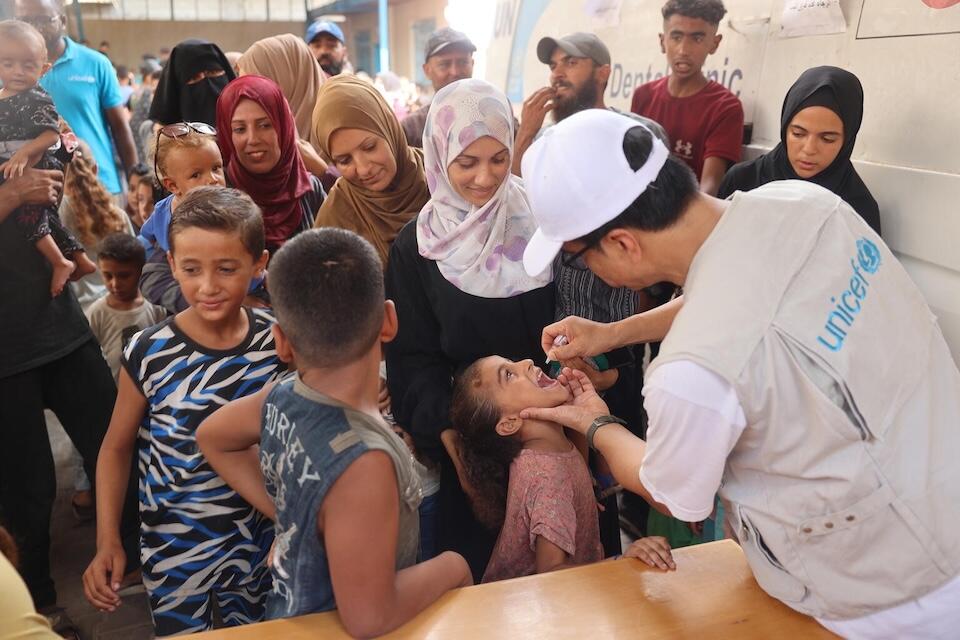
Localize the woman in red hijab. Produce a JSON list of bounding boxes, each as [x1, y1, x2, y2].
[[215, 75, 325, 253]]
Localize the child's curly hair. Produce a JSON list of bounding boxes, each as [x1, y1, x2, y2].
[[64, 143, 128, 247], [449, 361, 523, 531]]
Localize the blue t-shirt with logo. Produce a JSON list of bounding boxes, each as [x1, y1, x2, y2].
[[39, 37, 123, 193]]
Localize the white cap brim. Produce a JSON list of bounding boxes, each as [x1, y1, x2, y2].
[[523, 228, 563, 277]]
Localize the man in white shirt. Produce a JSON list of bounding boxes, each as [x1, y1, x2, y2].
[[518, 109, 960, 639]]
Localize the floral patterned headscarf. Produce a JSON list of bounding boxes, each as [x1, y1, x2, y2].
[[416, 78, 551, 298]]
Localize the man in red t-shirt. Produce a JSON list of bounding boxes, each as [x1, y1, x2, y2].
[[631, 0, 743, 195]]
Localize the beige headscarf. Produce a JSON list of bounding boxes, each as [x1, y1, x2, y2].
[[311, 75, 430, 265], [238, 34, 324, 147]]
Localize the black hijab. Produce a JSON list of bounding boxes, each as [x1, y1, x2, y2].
[[718, 66, 880, 234], [149, 39, 236, 126]]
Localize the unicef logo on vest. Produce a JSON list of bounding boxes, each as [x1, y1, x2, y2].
[[817, 237, 883, 353], [857, 237, 882, 274]]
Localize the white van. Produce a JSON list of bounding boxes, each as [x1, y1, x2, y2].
[[485, 0, 960, 356]]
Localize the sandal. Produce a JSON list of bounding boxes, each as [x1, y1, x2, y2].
[[116, 568, 146, 597], [40, 606, 81, 640], [71, 493, 95, 522]]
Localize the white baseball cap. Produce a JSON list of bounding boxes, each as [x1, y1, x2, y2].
[[521, 109, 669, 277]]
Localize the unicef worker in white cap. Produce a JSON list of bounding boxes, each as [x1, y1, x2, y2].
[[517, 109, 960, 639]]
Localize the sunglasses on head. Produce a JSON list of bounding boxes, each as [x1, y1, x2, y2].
[[153, 122, 217, 182]]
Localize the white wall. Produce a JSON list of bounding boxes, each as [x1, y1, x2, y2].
[[74, 20, 305, 70]]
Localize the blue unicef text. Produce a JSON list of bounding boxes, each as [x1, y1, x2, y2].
[[816, 238, 883, 352]]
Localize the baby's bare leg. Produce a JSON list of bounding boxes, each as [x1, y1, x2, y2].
[[36, 233, 76, 297], [70, 250, 97, 280]]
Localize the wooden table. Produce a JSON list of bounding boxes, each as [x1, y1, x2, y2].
[[190, 540, 836, 639]]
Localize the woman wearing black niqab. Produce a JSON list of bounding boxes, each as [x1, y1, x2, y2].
[[718, 66, 881, 234], [148, 39, 236, 126]]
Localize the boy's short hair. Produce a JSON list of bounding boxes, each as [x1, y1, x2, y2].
[[127, 162, 150, 181], [576, 126, 698, 244], [269, 229, 384, 369], [0, 20, 48, 60], [168, 187, 265, 259], [662, 0, 727, 26], [98, 233, 147, 267]]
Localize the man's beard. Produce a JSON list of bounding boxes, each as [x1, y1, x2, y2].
[[319, 56, 344, 76], [45, 34, 63, 56], [552, 79, 599, 122]]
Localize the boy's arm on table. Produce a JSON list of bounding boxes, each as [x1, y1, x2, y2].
[[0, 130, 60, 178], [537, 532, 676, 575], [624, 536, 676, 571], [323, 451, 472, 639], [196, 386, 276, 520], [82, 369, 147, 612]]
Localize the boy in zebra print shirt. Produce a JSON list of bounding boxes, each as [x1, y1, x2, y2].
[[82, 187, 285, 636]]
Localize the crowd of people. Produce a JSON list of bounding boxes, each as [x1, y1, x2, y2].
[[1, 0, 957, 638]]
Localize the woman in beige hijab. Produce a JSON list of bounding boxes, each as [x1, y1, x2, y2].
[[238, 33, 327, 175], [311, 75, 431, 265]]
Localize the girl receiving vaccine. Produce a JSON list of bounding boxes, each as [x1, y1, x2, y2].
[[447, 358, 674, 581]]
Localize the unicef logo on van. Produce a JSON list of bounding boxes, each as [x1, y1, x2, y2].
[[857, 238, 881, 274], [817, 237, 884, 353]]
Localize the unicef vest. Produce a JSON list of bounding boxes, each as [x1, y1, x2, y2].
[[648, 181, 960, 619]]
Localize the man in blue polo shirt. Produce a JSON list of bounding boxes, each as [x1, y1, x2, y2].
[[15, 0, 137, 197]]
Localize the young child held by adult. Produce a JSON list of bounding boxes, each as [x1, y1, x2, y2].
[[0, 20, 95, 296], [447, 357, 675, 582], [197, 229, 473, 638], [82, 187, 282, 636], [138, 121, 223, 253], [85, 233, 167, 382]]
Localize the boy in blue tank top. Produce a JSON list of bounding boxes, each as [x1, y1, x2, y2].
[[82, 187, 283, 636], [198, 228, 472, 637]]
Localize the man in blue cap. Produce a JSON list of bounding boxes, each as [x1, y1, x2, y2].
[[305, 20, 349, 76]]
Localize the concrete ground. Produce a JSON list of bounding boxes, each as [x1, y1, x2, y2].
[[46, 412, 154, 640]]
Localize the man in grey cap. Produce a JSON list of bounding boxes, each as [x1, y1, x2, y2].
[[513, 32, 660, 176], [401, 27, 476, 148]]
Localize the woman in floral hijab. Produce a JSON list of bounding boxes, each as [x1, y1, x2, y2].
[[384, 78, 554, 580]]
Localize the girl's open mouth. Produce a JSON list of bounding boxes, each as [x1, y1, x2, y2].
[[536, 369, 559, 389]]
